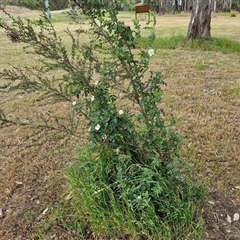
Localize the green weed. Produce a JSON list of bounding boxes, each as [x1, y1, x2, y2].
[[224, 87, 240, 100], [194, 63, 206, 70], [230, 11, 237, 17]]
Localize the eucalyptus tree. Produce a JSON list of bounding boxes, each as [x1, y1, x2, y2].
[[187, 0, 212, 40]]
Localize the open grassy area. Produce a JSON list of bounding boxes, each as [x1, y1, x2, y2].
[[0, 7, 240, 239]]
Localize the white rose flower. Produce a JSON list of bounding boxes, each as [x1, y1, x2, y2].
[[91, 96, 95, 101], [72, 101, 76, 106], [95, 19, 101, 27], [115, 148, 120, 154], [148, 48, 155, 57], [118, 109, 124, 115], [95, 124, 100, 131], [94, 80, 99, 86], [137, 196, 141, 200]]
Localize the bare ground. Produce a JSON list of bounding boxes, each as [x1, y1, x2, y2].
[[0, 6, 240, 240]]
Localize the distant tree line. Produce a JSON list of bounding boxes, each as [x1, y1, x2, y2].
[[147, 0, 240, 14], [0, 0, 67, 10], [0, 0, 239, 12]]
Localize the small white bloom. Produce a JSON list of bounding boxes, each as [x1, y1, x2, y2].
[[94, 188, 105, 194], [72, 101, 76, 106], [148, 48, 155, 57], [94, 80, 99, 86], [95, 124, 101, 131], [102, 135, 107, 140], [115, 148, 120, 154], [94, 189, 102, 194], [95, 19, 101, 27], [91, 95, 95, 101], [137, 196, 141, 200], [88, 126, 91, 132], [118, 109, 124, 115]]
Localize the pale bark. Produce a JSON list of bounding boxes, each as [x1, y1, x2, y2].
[[184, 0, 187, 10], [213, 0, 217, 11], [222, 0, 230, 11], [229, 0, 232, 10], [159, 0, 166, 15], [187, 0, 212, 40]]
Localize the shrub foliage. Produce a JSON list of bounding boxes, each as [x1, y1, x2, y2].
[[0, 1, 205, 239]]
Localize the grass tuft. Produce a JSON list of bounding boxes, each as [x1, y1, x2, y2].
[[187, 37, 240, 53], [66, 144, 206, 239], [138, 35, 240, 54], [230, 11, 237, 17], [224, 87, 240, 101], [137, 34, 185, 49], [194, 62, 206, 70]]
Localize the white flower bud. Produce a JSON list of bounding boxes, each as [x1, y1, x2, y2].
[[148, 48, 155, 57], [118, 110, 124, 115], [95, 124, 100, 131]]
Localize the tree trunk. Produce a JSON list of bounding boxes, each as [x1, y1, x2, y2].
[[184, 0, 187, 11], [187, 0, 212, 40], [213, 0, 217, 11], [229, 0, 232, 10], [159, 0, 166, 15]]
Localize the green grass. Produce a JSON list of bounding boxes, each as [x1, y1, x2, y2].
[[66, 145, 206, 239], [224, 87, 240, 100], [187, 37, 240, 53], [137, 34, 185, 49], [137, 34, 240, 54], [194, 62, 206, 70]]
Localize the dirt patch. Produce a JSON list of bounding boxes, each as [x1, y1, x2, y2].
[[204, 192, 240, 240]]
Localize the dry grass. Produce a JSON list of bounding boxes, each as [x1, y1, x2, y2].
[[118, 11, 240, 41], [151, 50, 240, 197], [0, 7, 240, 239]]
